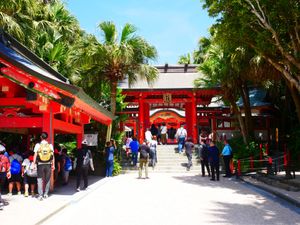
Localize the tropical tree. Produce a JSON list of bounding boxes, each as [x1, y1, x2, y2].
[[72, 21, 158, 115], [201, 0, 300, 122]]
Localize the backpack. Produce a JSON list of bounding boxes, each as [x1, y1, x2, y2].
[[26, 162, 37, 177], [37, 143, 53, 163], [10, 159, 21, 175], [64, 156, 72, 171], [82, 150, 90, 167], [0, 155, 9, 173], [140, 148, 148, 159]]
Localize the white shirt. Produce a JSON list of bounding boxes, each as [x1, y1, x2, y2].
[[160, 126, 167, 134], [145, 131, 152, 142], [176, 127, 187, 139], [34, 140, 54, 153]]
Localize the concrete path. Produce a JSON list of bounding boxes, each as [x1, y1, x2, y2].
[[41, 173, 300, 225]]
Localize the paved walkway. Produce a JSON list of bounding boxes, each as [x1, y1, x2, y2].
[[2, 173, 298, 225]]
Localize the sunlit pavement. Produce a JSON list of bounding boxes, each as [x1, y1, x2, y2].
[[41, 173, 300, 225]]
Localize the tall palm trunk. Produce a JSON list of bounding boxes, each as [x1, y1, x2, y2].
[[110, 81, 117, 115]]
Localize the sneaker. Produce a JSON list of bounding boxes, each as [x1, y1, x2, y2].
[[7, 193, 12, 197], [24, 192, 29, 197], [31, 192, 35, 197], [76, 188, 80, 192], [38, 196, 43, 201], [17, 191, 21, 196], [43, 194, 48, 199]]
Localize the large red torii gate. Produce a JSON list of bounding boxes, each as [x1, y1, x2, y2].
[[119, 65, 221, 143]]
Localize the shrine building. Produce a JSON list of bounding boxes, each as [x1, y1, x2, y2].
[[0, 31, 113, 147], [119, 64, 274, 143]]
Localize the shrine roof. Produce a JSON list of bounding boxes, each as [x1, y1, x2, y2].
[[119, 64, 205, 90], [0, 31, 113, 123]]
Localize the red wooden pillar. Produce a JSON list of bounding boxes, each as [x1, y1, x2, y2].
[[185, 102, 191, 139], [42, 108, 54, 144], [144, 103, 150, 130], [76, 125, 84, 149], [138, 96, 144, 143], [191, 94, 197, 143]]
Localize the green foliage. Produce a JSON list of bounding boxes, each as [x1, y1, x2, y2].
[[112, 159, 122, 176]]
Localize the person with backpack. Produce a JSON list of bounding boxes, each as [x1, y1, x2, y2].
[[184, 137, 194, 171], [199, 140, 210, 177], [105, 140, 115, 177], [22, 153, 37, 197], [8, 149, 23, 196], [0, 144, 10, 210], [33, 132, 55, 201], [74, 140, 94, 191], [138, 141, 150, 179], [61, 148, 72, 185]]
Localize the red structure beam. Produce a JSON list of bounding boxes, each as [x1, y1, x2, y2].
[[0, 117, 42, 128]]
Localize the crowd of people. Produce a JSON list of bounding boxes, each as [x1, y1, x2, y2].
[[0, 132, 97, 210]]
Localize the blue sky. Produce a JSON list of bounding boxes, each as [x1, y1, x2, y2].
[[65, 0, 214, 65]]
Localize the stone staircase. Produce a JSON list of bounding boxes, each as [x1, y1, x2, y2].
[[121, 144, 201, 173]]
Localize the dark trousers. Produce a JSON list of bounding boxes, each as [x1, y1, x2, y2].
[[210, 162, 219, 180], [223, 155, 232, 177], [37, 164, 51, 196], [186, 152, 192, 169], [106, 160, 114, 177], [132, 152, 138, 166], [76, 166, 89, 189], [201, 159, 210, 176]]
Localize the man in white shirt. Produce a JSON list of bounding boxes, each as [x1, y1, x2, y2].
[[145, 128, 153, 142], [33, 132, 54, 201], [175, 124, 187, 153], [160, 123, 168, 145]]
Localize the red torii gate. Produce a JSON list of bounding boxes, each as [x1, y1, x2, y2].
[[0, 31, 113, 147]]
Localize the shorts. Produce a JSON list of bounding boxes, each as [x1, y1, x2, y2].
[[8, 173, 22, 183], [23, 174, 37, 185]]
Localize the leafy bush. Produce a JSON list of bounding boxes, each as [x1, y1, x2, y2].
[[113, 159, 122, 176]]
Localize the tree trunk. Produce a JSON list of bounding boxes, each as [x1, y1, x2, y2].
[[240, 83, 254, 139], [110, 81, 117, 115], [286, 81, 300, 123], [229, 99, 248, 145]]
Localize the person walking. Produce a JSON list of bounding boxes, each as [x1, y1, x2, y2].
[[184, 137, 194, 171], [8, 149, 23, 196], [75, 140, 94, 191], [160, 122, 168, 145], [138, 141, 150, 179], [145, 128, 153, 142], [61, 148, 72, 185], [105, 140, 115, 177], [221, 140, 233, 178], [208, 141, 220, 181], [0, 144, 10, 210], [199, 140, 210, 177], [33, 132, 55, 200], [149, 136, 158, 168], [175, 124, 187, 154], [22, 154, 37, 197], [129, 137, 139, 167]]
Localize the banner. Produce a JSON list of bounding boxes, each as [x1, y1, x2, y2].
[[84, 133, 98, 146]]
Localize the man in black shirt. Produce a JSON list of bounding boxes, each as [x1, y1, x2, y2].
[[138, 141, 150, 179]]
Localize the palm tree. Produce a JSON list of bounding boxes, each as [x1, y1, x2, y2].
[[74, 21, 158, 115]]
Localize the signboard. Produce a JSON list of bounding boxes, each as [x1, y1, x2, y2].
[[84, 133, 98, 146], [163, 93, 172, 103]]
